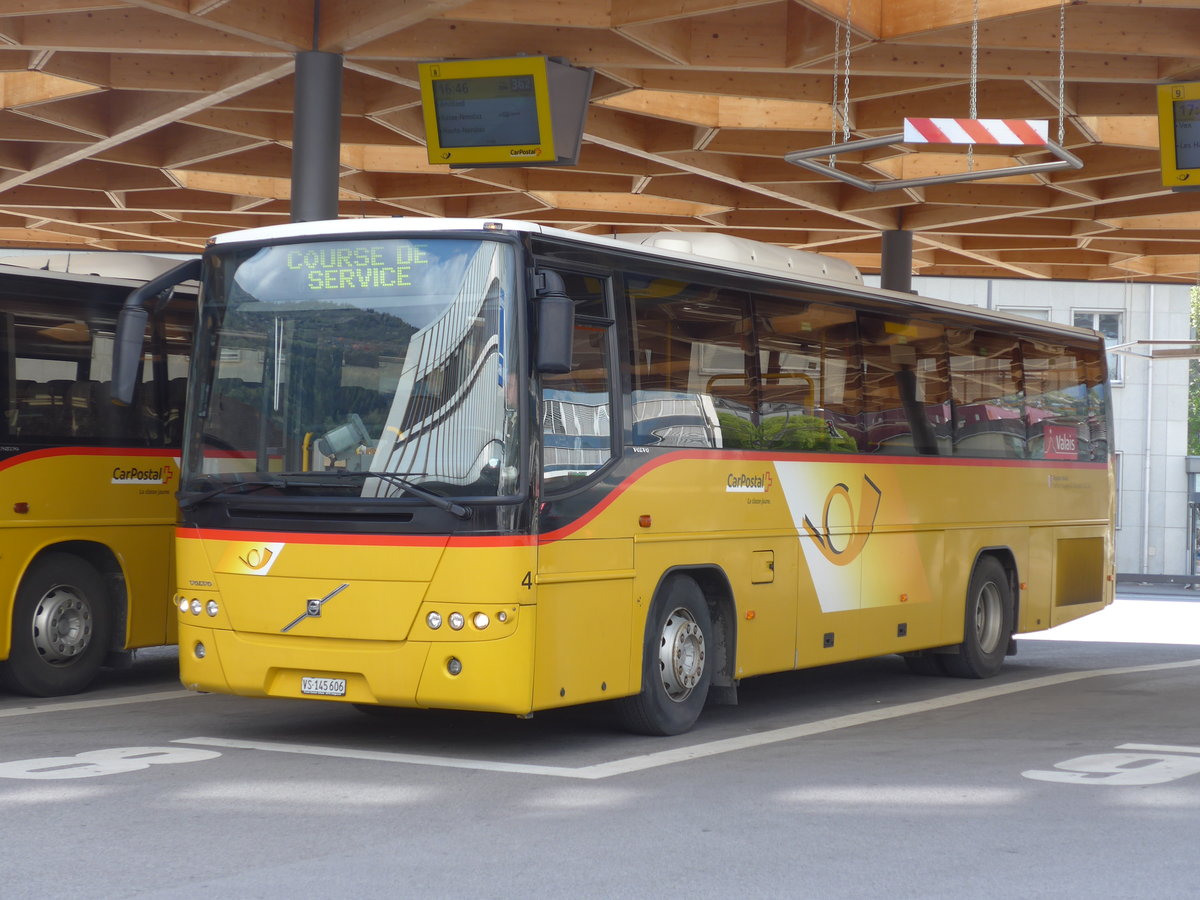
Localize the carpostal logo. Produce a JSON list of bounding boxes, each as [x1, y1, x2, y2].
[[510, 147, 542, 158], [726, 471, 773, 493], [112, 462, 175, 486]]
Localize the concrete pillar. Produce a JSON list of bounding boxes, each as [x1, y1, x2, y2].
[[880, 229, 913, 293], [290, 50, 343, 223]]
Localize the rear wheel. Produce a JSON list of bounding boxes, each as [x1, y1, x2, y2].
[[941, 556, 1013, 679], [1, 553, 112, 697], [615, 575, 712, 736]]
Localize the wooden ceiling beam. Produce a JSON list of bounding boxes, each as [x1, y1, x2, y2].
[[0, 56, 291, 192]]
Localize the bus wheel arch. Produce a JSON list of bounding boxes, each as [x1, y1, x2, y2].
[[942, 549, 1016, 679], [616, 566, 735, 735], [0, 543, 122, 696]]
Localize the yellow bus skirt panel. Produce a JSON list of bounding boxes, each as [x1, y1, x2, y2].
[[178, 615, 538, 714]]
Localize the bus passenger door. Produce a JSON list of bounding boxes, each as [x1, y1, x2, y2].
[[534, 269, 634, 710]]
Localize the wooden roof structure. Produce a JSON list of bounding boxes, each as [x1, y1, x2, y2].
[[1, 0, 1198, 283]]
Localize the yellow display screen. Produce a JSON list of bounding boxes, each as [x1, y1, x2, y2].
[[420, 57, 555, 166], [1158, 82, 1200, 187]]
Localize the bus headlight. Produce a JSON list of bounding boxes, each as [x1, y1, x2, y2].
[[205, 600, 219, 617], [178, 597, 189, 613], [190, 599, 202, 616], [426, 611, 443, 630], [472, 612, 490, 630], [448, 612, 465, 630]]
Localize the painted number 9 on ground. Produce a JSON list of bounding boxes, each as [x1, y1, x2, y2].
[[1023, 743, 1200, 786], [0, 746, 220, 780]]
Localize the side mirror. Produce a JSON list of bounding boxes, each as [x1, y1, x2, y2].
[[111, 258, 202, 406], [534, 270, 574, 375], [112, 306, 149, 406]]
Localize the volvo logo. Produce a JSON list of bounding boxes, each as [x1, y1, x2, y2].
[[281, 584, 349, 633]]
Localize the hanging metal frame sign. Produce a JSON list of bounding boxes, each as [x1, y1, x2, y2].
[[784, 121, 1083, 192], [787, 0, 1081, 191]]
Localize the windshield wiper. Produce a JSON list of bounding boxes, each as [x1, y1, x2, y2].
[[179, 471, 472, 520], [178, 478, 290, 509], [343, 470, 472, 520]]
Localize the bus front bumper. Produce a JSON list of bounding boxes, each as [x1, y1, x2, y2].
[[177, 614, 537, 715]]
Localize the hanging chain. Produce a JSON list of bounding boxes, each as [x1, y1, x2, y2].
[[830, 19, 841, 165], [1058, 0, 1066, 144], [829, 0, 853, 168], [842, 0, 852, 145], [966, 0, 979, 170]]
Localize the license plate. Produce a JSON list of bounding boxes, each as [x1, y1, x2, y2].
[[301, 676, 346, 697]]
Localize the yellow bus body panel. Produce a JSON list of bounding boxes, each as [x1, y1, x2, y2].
[[177, 530, 540, 713], [0, 449, 179, 659], [176, 452, 1113, 714]]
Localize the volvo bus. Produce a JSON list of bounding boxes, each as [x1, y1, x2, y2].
[[0, 258, 192, 695], [116, 219, 1114, 734]]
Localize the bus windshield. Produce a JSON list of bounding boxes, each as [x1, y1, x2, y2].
[[186, 236, 520, 500]]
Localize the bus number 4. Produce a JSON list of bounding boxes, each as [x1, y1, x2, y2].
[[1022, 743, 1200, 786]]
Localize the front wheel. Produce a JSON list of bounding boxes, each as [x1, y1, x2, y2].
[[941, 556, 1013, 679], [1, 553, 113, 696], [616, 575, 712, 736]]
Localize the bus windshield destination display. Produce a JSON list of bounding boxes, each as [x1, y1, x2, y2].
[[286, 244, 430, 292], [227, 239, 488, 306]]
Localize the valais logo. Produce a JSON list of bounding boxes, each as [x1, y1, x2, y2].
[[726, 471, 773, 493], [1043, 424, 1079, 460], [111, 462, 175, 485]]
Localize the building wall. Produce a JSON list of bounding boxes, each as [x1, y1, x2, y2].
[[865, 275, 1193, 576]]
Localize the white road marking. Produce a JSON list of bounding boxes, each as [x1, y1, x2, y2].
[[0, 690, 195, 719], [175, 657, 1200, 780]]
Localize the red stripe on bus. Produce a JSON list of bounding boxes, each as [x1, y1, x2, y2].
[[0, 446, 179, 474], [178, 526, 536, 549], [176, 451, 1107, 549], [536, 450, 1108, 543]]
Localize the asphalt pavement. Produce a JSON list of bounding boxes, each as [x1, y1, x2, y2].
[[1, 588, 1198, 899]]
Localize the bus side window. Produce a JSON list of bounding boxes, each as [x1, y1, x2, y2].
[[859, 313, 950, 456], [753, 294, 862, 453], [948, 328, 1025, 459], [1022, 339, 1091, 462], [628, 278, 752, 449], [542, 272, 614, 492]]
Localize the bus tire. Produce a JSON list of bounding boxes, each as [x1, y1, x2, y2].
[[615, 575, 712, 736], [1, 553, 113, 697], [941, 556, 1012, 679]]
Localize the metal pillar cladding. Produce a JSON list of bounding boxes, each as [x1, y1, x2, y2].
[[880, 230, 913, 293], [291, 50, 344, 223]]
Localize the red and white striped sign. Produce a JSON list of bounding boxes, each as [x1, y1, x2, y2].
[[903, 117, 1049, 146]]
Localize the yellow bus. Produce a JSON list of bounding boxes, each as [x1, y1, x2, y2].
[[121, 219, 1114, 734], [0, 259, 192, 696]]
